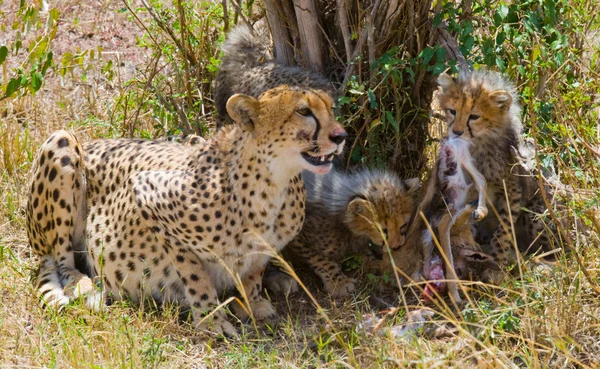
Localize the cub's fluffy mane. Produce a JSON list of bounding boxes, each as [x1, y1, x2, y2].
[[303, 168, 411, 214], [219, 24, 272, 69], [215, 24, 336, 126]]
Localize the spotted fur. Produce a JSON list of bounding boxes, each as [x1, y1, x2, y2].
[[26, 86, 347, 335]]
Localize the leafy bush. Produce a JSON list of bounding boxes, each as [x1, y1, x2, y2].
[[0, 3, 59, 100]]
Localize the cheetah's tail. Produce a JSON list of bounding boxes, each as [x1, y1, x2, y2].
[[36, 256, 71, 311]]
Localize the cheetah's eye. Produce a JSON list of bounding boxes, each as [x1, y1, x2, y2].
[[297, 107, 312, 117], [447, 109, 456, 116], [469, 114, 480, 121], [382, 228, 388, 238], [258, 56, 265, 63], [400, 224, 409, 235]]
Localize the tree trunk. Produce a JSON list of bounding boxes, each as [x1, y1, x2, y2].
[[257, 0, 450, 176]]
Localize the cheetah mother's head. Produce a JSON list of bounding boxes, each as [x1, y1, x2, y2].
[[226, 86, 347, 175]]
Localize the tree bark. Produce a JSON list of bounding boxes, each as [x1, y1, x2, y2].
[[264, 0, 296, 65], [292, 0, 324, 72]]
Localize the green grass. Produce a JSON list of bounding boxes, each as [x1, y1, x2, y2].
[[1, 0, 600, 367]]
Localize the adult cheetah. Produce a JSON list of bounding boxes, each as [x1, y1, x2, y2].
[[26, 86, 347, 335]]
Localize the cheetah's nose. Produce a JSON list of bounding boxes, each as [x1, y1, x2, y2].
[[329, 127, 348, 145], [452, 129, 464, 136]]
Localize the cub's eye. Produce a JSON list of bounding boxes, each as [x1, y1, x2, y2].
[[469, 114, 480, 121], [447, 109, 456, 116], [297, 107, 312, 117], [258, 56, 265, 63], [382, 228, 388, 237], [400, 224, 409, 234]]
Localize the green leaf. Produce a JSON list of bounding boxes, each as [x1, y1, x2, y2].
[[495, 56, 505, 71], [495, 31, 506, 46], [419, 47, 435, 65], [5, 77, 21, 97], [30, 71, 42, 91], [0, 46, 7, 65], [367, 89, 378, 109], [498, 5, 509, 20], [385, 111, 399, 134]]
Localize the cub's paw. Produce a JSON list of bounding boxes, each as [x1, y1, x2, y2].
[[482, 269, 505, 286], [472, 206, 488, 222], [325, 277, 356, 299], [264, 271, 299, 295]]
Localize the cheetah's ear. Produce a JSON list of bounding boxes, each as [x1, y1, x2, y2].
[[437, 73, 456, 91], [347, 197, 373, 219], [489, 90, 513, 112], [227, 94, 259, 131], [404, 177, 420, 194]]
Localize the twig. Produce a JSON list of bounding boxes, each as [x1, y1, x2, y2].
[[435, 22, 470, 74], [366, 12, 376, 68], [340, 0, 383, 94], [175, 0, 194, 115], [231, 0, 253, 29], [130, 49, 163, 135], [222, 0, 229, 33], [140, 0, 198, 66], [336, 0, 352, 63]]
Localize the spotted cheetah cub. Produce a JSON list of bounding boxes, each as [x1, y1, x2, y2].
[[436, 69, 553, 271], [214, 24, 334, 127], [272, 169, 420, 298], [26, 86, 347, 335]]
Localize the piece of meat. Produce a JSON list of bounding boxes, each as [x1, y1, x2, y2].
[[422, 256, 447, 302]]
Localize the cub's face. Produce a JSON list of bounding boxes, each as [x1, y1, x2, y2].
[[345, 178, 419, 251], [437, 72, 514, 140], [227, 86, 346, 175]]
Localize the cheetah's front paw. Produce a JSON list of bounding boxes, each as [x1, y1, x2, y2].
[[325, 277, 356, 298], [233, 298, 276, 321], [264, 271, 299, 295], [194, 311, 237, 337], [250, 298, 277, 321]]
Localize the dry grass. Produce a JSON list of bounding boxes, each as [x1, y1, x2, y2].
[[1, 0, 600, 368]]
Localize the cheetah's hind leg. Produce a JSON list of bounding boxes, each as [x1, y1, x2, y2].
[[27, 130, 102, 312]]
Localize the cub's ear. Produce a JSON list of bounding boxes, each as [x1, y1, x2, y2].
[[226, 94, 259, 131], [437, 73, 456, 91], [459, 249, 500, 271], [347, 197, 373, 219], [404, 177, 420, 194], [489, 90, 513, 111]]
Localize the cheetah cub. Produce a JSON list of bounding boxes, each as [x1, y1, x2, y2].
[[436, 69, 554, 271], [26, 86, 347, 335], [268, 169, 420, 298], [214, 24, 335, 127]]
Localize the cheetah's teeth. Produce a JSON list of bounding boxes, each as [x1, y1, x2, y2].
[[320, 156, 325, 162], [328, 154, 334, 161]]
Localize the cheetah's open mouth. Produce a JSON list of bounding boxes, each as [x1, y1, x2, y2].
[[301, 152, 336, 166]]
